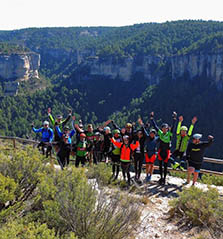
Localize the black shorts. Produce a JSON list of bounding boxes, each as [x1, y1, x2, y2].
[[188, 160, 202, 172], [111, 154, 120, 164]]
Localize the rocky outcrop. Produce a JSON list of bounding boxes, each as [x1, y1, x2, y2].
[[0, 53, 40, 81], [76, 51, 223, 87], [171, 53, 223, 85], [80, 55, 165, 84]]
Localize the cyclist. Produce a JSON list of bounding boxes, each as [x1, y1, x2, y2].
[[32, 121, 53, 158], [171, 115, 197, 170], [150, 111, 177, 185], [186, 134, 214, 185]]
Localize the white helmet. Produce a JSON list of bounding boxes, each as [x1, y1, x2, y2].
[[43, 121, 49, 126]]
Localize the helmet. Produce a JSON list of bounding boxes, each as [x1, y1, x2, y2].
[[126, 123, 132, 128], [192, 133, 202, 140], [113, 129, 120, 134], [80, 133, 86, 138], [104, 126, 111, 132], [180, 126, 188, 131], [64, 126, 69, 131], [161, 123, 169, 129], [123, 135, 129, 140], [43, 121, 49, 126], [150, 129, 156, 134], [57, 115, 63, 119], [95, 132, 101, 136]]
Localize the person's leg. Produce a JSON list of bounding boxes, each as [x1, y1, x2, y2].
[[121, 162, 126, 181], [187, 167, 194, 184], [192, 172, 199, 185], [126, 163, 131, 185], [114, 155, 120, 180], [149, 164, 154, 176], [93, 151, 97, 165], [81, 156, 86, 167], [159, 160, 163, 183], [75, 156, 80, 168], [163, 162, 168, 184], [137, 153, 143, 180], [149, 154, 156, 178], [65, 145, 71, 166], [163, 150, 171, 184], [134, 153, 139, 180], [115, 163, 120, 180], [158, 150, 164, 183], [145, 153, 150, 181]]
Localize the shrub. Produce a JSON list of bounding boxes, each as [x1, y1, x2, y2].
[[0, 146, 48, 222], [86, 163, 112, 186], [38, 167, 141, 239], [0, 220, 60, 239], [0, 173, 17, 207], [169, 186, 223, 238]]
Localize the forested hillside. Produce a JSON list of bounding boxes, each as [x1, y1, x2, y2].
[[0, 20, 223, 157]]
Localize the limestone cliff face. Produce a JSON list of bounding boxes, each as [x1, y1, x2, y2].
[[171, 53, 223, 85], [81, 55, 164, 84], [0, 53, 40, 81], [78, 52, 223, 87]]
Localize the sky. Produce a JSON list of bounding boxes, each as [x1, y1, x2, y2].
[[1, 0, 223, 30]]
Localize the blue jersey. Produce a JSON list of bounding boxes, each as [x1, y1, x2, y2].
[[32, 127, 54, 142], [143, 126, 158, 157]]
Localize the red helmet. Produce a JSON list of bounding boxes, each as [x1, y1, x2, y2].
[[80, 133, 86, 138]]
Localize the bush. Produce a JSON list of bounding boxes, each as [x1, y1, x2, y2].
[[37, 167, 141, 239], [170, 171, 223, 186], [169, 186, 223, 238], [0, 173, 17, 207], [0, 147, 47, 222], [86, 163, 112, 186], [0, 220, 60, 239], [201, 174, 223, 186]]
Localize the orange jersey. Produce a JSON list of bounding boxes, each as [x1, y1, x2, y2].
[[111, 138, 139, 162]]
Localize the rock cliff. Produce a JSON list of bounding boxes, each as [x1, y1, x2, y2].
[[79, 55, 164, 84], [74, 51, 223, 88], [0, 53, 40, 81], [171, 53, 223, 86]]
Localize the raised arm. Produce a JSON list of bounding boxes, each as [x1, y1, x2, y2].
[[111, 137, 122, 148], [150, 112, 159, 132], [170, 111, 177, 133], [138, 118, 149, 137], [176, 115, 183, 135], [111, 120, 121, 131], [48, 108, 55, 125], [188, 116, 197, 137], [62, 109, 72, 127], [201, 135, 214, 148], [130, 141, 140, 151]]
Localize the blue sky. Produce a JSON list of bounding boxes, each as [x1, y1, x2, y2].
[[1, 0, 223, 30]]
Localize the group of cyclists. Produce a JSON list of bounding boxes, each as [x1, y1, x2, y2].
[[31, 108, 214, 186]]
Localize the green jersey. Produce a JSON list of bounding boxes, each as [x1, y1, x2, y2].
[[76, 141, 88, 157]]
